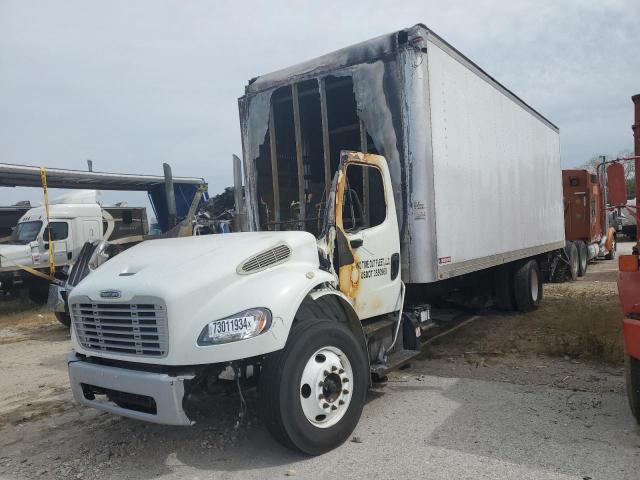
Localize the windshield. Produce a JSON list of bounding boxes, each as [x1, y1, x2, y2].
[[9, 221, 42, 245]]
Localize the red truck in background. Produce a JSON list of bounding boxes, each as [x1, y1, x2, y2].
[[562, 169, 617, 279], [616, 94, 640, 423]]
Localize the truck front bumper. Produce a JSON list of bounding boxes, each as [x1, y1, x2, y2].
[[67, 353, 195, 426]]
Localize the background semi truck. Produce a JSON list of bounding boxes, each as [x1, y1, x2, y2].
[[66, 25, 566, 454], [0, 191, 147, 302], [562, 169, 617, 279]]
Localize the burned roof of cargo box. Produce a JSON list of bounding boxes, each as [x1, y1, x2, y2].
[[244, 23, 557, 131]]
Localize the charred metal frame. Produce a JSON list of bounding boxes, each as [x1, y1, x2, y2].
[[319, 77, 331, 197], [291, 84, 306, 226], [268, 103, 280, 229]]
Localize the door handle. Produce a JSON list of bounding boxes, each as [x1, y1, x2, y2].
[[350, 238, 363, 249]]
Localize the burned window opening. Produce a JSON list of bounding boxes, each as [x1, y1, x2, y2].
[[272, 85, 300, 228], [297, 79, 325, 236], [254, 74, 377, 237], [326, 76, 361, 175], [255, 121, 275, 229], [342, 164, 386, 233]]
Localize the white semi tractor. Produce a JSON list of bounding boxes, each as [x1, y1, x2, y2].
[[0, 191, 147, 303], [66, 25, 565, 454]]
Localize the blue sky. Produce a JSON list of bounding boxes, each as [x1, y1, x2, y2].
[[1, 0, 638, 209]]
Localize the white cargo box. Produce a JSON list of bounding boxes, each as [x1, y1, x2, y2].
[[240, 24, 564, 284]]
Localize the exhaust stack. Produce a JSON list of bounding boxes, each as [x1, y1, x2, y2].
[[633, 94, 640, 250], [163, 162, 177, 229], [233, 154, 246, 232]]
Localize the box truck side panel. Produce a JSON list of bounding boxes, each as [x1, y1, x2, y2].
[[426, 40, 564, 279]]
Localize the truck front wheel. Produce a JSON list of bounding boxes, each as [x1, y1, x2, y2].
[[54, 311, 71, 327], [259, 318, 368, 455], [577, 241, 588, 277], [625, 355, 640, 424]]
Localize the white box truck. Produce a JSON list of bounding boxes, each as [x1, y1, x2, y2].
[[66, 24, 566, 454]]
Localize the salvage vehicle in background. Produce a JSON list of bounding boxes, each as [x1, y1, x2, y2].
[[562, 169, 617, 279], [0, 191, 147, 303], [616, 94, 640, 424], [618, 198, 637, 240], [66, 24, 573, 454]]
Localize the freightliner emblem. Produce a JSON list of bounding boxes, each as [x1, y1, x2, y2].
[[100, 290, 122, 299]]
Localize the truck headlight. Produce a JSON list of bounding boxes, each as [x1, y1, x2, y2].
[[197, 308, 272, 346]]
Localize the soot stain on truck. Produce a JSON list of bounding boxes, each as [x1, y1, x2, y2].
[[239, 34, 408, 246]]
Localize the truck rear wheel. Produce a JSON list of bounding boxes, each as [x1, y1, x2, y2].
[[625, 355, 640, 424], [550, 242, 579, 282], [576, 241, 588, 277], [493, 264, 515, 311], [259, 318, 368, 455], [513, 259, 542, 312], [27, 284, 50, 304]]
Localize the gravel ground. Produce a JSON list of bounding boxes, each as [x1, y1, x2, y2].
[[0, 373, 638, 480], [0, 242, 638, 479]]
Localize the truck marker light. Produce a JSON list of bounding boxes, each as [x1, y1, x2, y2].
[[619, 255, 639, 272]]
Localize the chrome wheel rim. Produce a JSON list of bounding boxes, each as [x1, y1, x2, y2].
[[299, 346, 353, 428], [530, 267, 539, 302]]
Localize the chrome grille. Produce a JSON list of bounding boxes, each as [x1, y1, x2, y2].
[[238, 244, 291, 274], [72, 301, 168, 358]]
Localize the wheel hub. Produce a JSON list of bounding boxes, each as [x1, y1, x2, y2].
[[322, 373, 342, 402], [299, 347, 353, 428]]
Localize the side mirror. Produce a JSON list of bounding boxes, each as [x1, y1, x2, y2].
[[607, 163, 627, 206]]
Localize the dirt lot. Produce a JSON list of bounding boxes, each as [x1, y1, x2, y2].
[[417, 242, 628, 394], [0, 243, 637, 479]]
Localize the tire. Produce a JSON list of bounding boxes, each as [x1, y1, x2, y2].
[[567, 242, 579, 281], [55, 311, 71, 327], [28, 284, 50, 304], [605, 238, 617, 260], [625, 355, 640, 424], [259, 318, 368, 455], [493, 264, 515, 311], [576, 241, 588, 277], [513, 259, 543, 312]]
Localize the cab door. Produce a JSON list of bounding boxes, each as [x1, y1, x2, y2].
[[334, 151, 402, 319], [41, 221, 71, 266]]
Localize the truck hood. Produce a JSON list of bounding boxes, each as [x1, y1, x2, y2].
[[71, 231, 321, 302], [0, 243, 32, 269], [69, 230, 337, 366]]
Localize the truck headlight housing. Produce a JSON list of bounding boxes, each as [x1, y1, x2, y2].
[[197, 308, 272, 346]]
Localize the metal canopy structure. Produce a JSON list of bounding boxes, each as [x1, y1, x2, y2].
[[0, 163, 206, 191], [0, 163, 208, 232]]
